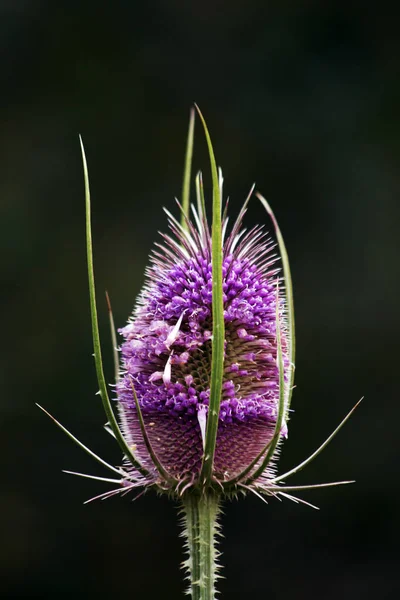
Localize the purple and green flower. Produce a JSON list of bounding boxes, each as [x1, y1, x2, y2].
[[39, 107, 359, 599]]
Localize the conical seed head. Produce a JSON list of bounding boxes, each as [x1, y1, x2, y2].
[[116, 210, 289, 483]]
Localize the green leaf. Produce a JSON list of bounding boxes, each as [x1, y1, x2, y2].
[[80, 136, 149, 478], [181, 108, 195, 230], [195, 107, 225, 485]]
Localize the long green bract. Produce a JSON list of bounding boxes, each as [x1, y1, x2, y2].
[[181, 108, 195, 229], [243, 283, 286, 486], [195, 171, 207, 222], [80, 136, 149, 478], [36, 403, 123, 476], [271, 398, 363, 484], [130, 379, 176, 484], [105, 291, 119, 384], [195, 107, 225, 485], [223, 432, 278, 486], [257, 193, 295, 415]]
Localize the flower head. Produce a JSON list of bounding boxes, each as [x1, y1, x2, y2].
[[116, 202, 289, 487], [40, 108, 357, 508], [37, 108, 358, 600]]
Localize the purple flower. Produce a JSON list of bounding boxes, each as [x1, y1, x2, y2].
[[116, 206, 289, 486], [37, 109, 358, 599], [40, 107, 356, 508]]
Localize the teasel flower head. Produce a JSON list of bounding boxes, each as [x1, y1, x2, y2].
[[116, 183, 289, 492], [38, 107, 358, 599], [110, 108, 293, 498], [107, 109, 356, 501]]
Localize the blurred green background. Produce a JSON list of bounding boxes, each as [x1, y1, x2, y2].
[[1, 1, 398, 598]]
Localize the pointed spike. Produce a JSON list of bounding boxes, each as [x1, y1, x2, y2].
[[105, 291, 119, 384], [83, 486, 132, 505], [62, 470, 123, 484], [103, 423, 116, 438], [195, 170, 207, 222], [240, 484, 270, 505], [272, 398, 363, 484], [278, 492, 320, 510], [222, 197, 230, 225], [190, 204, 206, 250], [194, 170, 209, 247], [224, 183, 255, 254], [195, 106, 225, 485], [36, 403, 122, 476], [265, 480, 355, 493], [181, 107, 195, 230], [80, 136, 150, 478]]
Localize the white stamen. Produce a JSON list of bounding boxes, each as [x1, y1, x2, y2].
[[149, 371, 163, 383], [162, 352, 173, 385], [218, 166, 224, 201], [197, 404, 208, 450], [165, 310, 186, 349]]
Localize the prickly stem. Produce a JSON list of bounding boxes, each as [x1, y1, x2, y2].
[[181, 493, 222, 599]]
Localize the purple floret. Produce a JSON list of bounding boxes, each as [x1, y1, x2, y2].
[[116, 212, 288, 480]]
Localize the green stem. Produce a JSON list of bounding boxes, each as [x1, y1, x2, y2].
[[181, 493, 221, 600]]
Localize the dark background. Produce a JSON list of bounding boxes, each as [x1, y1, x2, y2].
[[1, 1, 398, 598]]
